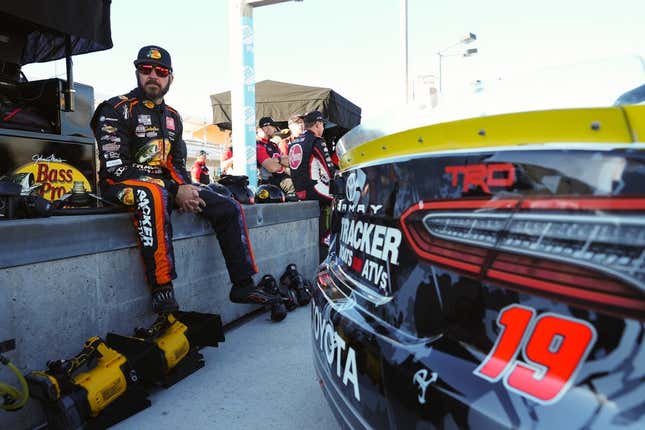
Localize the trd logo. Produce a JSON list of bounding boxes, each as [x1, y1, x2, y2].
[[445, 163, 515, 193]]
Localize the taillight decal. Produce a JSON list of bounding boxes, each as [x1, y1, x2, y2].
[[400, 197, 645, 318], [521, 198, 645, 210], [404, 221, 484, 274], [475, 304, 597, 404], [487, 267, 643, 313]]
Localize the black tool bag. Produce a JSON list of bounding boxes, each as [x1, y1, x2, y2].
[[217, 174, 255, 204]]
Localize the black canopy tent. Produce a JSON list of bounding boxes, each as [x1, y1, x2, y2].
[[210, 80, 362, 136], [0, 0, 113, 110], [0, 0, 113, 203], [0, 0, 113, 66]]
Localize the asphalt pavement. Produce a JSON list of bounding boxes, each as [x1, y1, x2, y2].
[[112, 305, 339, 430]]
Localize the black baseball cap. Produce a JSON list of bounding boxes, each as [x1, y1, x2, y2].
[[258, 116, 279, 128], [134, 45, 172, 70], [199, 150, 209, 156], [303, 110, 328, 124]]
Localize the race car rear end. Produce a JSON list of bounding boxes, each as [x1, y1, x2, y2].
[[311, 105, 645, 429]]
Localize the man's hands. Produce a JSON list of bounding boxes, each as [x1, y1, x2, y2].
[[261, 157, 286, 173], [176, 184, 206, 213]]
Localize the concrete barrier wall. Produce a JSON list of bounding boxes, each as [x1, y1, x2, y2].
[[0, 201, 319, 429]]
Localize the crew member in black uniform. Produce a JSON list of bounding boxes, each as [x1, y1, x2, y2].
[[91, 45, 278, 314], [288, 111, 334, 248]]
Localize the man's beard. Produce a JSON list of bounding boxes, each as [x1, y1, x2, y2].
[[138, 76, 171, 100]]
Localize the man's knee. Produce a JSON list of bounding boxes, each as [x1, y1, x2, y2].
[[200, 188, 241, 218]]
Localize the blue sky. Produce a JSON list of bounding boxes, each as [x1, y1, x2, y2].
[[24, 0, 645, 120]]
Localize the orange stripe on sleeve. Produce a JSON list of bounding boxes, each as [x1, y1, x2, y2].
[[166, 154, 187, 185], [129, 100, 139, 115]]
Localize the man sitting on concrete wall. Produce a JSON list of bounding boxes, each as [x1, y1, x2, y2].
[[91, 45, 279, 314]]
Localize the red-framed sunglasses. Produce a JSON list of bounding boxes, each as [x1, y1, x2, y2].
[[136, 64, 170, 78]]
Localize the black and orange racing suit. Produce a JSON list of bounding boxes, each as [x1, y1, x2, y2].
[[91, 87, 257, 290]]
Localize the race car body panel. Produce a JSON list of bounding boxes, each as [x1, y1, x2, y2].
[[312, 106, 645, 429]]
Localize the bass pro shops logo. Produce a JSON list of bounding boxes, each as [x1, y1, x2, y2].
[[14, 155, 92, 201], [147, 48, 162, 59]]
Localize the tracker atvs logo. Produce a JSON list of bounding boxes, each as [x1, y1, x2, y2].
[[338, 219, 402, 290]]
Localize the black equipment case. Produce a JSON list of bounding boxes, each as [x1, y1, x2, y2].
[[0, 1, 113, 212]]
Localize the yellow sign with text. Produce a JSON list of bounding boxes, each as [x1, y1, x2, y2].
[[14, 158, 92, 201]]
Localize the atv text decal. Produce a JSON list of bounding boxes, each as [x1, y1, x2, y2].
[[474, 304, 597, 404], [339, 218, 402, 289], [445, 163, 515, 193], [313, 304, 361, 401]]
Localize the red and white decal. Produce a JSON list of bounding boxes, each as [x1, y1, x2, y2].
[[474, 304, 597, 404], [166, 116, 175, 131], [289, 143, 303, 169]]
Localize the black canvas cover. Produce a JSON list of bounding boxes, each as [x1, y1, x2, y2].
[[0, 0, 113, 65], [210, 80, 361, 132]]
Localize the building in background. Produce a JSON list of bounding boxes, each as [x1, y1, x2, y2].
[[184, 115, 231, 178]]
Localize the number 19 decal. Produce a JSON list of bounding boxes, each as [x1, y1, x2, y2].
[[474, 304, 597, 404]]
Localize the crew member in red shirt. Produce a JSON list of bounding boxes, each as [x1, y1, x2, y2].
[[191, 150, 210, 184], [256, 116, 294, 193]]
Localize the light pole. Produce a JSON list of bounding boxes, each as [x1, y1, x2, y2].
[[401, 0, 409, 104], [229, 0, 303, 188], [437, 32, 477, 93]]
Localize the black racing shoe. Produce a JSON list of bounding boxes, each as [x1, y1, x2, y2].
[[270, 302, 288, 322], [151, 284, 179, 314], [230, 278, 280, 305], [258, 274, 279, 295], [280, 264, 311, 306]]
